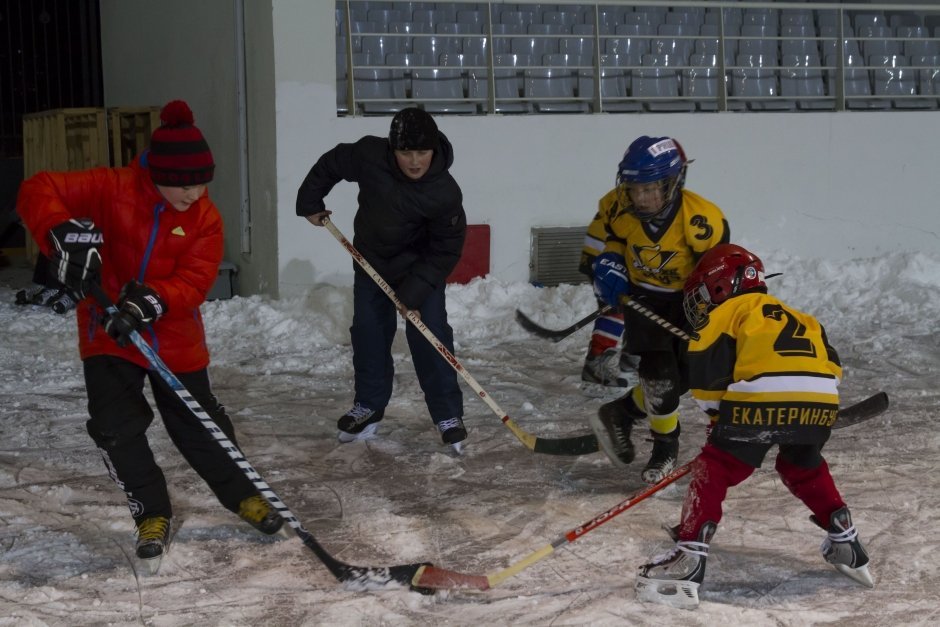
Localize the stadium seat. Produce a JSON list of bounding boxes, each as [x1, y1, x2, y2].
[[826, 53, 890, 110], [732, 53, 795, 111], [870, 54, 934, 109], [524, 65, 590, 113], [632, 54, 695, 112], [577, 54, 642, 113], [682, 53, 723, 111], [858, 26, 902, 58], [411, 68, 478, 114], [780, 54, 832, 110]]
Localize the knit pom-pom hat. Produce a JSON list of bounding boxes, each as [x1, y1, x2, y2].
[[148, 100, 215, 186]]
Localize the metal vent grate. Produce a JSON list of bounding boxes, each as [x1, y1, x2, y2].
[[529, 226, 590, 286]]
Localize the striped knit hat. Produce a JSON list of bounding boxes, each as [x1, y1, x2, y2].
[[148, 100, 215, 186]]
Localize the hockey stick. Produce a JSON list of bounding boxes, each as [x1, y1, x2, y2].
[[89, 283, 450, 593], [322, 217, 598, 456], [411, 391, 889, 591], [515, 304, 614, 342], [620, 295, 696, 341]]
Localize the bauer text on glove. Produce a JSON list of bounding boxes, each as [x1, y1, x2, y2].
[[104, 281, 167, 347], [48, 219, 103, 298]]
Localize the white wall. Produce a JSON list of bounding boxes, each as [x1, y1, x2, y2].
[[273, 2, 940, 294], [101, 1, 940, 296]]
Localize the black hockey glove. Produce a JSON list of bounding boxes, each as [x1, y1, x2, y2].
[[48, 219, 103, 298], [104, 281, 167, 347]]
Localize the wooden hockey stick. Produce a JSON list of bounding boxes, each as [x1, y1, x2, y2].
[[410, 392, 889, 591], [323, 218, 598, 456], [89, 283, 457, 593]]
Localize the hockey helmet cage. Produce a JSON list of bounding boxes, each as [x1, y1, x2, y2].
[[616, 136, 689, 221]]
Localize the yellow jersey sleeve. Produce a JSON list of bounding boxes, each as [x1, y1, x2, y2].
[[580, 188, 619, 277]]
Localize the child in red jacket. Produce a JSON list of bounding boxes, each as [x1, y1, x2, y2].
[[17, 100, 283, 572]]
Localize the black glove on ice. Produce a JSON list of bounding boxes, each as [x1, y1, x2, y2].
[[47, 219, 103, 298], [104, 281, 167, 347]]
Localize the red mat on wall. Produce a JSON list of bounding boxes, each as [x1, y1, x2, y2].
[[447, 224, 490, 284]]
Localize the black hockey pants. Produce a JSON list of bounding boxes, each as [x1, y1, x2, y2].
[[83, 355, 257, 523]]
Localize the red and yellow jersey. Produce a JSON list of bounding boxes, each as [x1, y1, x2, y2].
[[603, 189, 728, 294], [579, 187, 631, 277], [686, 292, 842, 444]]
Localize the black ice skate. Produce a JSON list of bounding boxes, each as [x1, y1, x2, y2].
[[813, 506, 874, 588], [641, 425, 680, 484], [135, 515, 172, 575], [635, 521, 717, 610], [590, 388, 645, 468], [437, 417, 467, 454], [238, 494, 289, 539], [337, 403, 384, 443]]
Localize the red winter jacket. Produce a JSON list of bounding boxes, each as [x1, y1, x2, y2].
[[16, 153, 223, 373]]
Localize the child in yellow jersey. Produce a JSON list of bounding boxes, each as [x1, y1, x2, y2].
[[578, 195, 637, 389], [634, 244, 873, 610], [590, 136, 729, 484]]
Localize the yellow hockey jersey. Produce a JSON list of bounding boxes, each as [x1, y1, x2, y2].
[[603, 189, 728, 294], [579, 187, 630, 277], [686, 292, 842, 444]]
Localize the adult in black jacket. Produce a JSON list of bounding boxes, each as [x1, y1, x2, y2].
[[296, 108, 468, 452]]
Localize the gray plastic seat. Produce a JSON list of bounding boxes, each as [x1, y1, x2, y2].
[[826, 53, 889, 110], [411, 35, 462, 60], [632, 54, 695, 112], [682, 53, 725, 111], [731, 53, 795, 111], [858, 26, 902, 58], [780, 54, 832, 110], [577, 53, 642, 112], [361, 35, 406, 62], [352, 68, 408, 114], [467, 53, 533, 114], [870, 54, 934, 109], [411, 68, 478, 114], [511, 36, 559, 59], [913, 55, 940, 104], [524, 66, 590, 113]]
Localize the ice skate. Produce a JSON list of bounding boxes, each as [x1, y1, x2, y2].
[[135, 515, 172, 575], [15, 284, 46, 305], [590, 389, 644, 468], [51, 290, 77, 314], [437, 417, 467, 455], [581, 348, 632, 388], [814, 506, 874, 588], [337, 403, 383, 443], [238, 494, 289, 539], [641, 425, 680, 484], [31, 286, 61, 307], [635, 522, 717, 610]]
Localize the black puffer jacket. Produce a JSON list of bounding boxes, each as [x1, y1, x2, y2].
[[297, 132, 466, 309]]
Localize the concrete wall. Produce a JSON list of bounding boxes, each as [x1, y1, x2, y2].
[[100, 0, 279, 296], [102, 1, 940, 298]]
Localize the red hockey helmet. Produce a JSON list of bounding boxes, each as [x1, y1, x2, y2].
[[683, 244, 766, 330]]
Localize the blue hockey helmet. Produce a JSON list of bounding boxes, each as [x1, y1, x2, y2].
[[616, 136, 689, 221]]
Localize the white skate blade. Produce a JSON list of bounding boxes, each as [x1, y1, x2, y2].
[[140, 555, 163, 576], [588, 413, 631, 469], [834, 563, 874, 588], [337, 422, 379, 443], [449, 441, 464, 455], [635, 575, 700, 610]]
